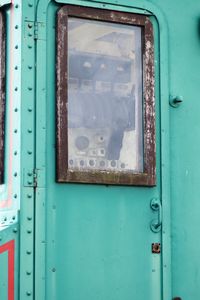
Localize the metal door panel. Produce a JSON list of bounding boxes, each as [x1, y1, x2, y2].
[[35, 2, 165, 299]]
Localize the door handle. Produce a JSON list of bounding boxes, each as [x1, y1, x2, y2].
[[150, 198, 162, 233]]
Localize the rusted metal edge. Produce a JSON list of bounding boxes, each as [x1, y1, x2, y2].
[[143, 17, 156, 184], [0, 12, 5, 184], [58, 170, 156, 186], [56, 5, 156, 186]]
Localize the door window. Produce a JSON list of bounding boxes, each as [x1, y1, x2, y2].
[[56, 6, 155, 185]]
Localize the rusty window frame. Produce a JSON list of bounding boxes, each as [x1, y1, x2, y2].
[[56, 5, 155, 186], [0, 12, 5, 184]]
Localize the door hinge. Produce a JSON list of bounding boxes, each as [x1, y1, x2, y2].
[[23, 168, 38, 187], [34, 21, 38, 40], [34, 21, 45, 40], [25, 21, 45, 40]]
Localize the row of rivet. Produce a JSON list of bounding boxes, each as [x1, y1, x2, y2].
[[24, 3, 34, 298], [13, 5, 20, 194], [13, 0, 20, 199], [12, 2, 34, 298], [0, 215, 17, 226]]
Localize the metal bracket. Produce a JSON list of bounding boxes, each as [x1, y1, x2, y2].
[[23, 169, 37, 187], [24, 21, 45, 41], [150, 198, 162, 233]]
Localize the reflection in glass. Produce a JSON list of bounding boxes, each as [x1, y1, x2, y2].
[[68, 18, 143, 172]]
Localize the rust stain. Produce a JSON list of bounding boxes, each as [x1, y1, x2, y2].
[[152, 243, 161, 254]]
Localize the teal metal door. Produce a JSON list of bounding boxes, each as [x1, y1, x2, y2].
[[34, 1, 169, 299]]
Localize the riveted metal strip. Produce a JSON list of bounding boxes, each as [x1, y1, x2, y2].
[[19, 1, 36, 299]]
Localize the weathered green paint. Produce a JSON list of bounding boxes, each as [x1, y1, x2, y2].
[[0, 0, 200, 299], [35, 1, 164, 300]]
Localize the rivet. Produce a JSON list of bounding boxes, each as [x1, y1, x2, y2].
[[14, 151, 17, 155], [15, 66, 18, 70], [27, 172, 32, 176], [13, 228, 18, 233], [27, 194, 32, 198], [12, 216, 16, 220], [28, 3, 33, 7], [28, 24, 32, 29], [26, 291, 31, 296], [15, 4, 19, 8], [4, 217, 7, 221], [26, 271, 31, 275], [15, 25, 19, 29], [27, 216, 32, 221], [14, 172, 17, 177], [52, 268, 56, 272], [28, 129, 32, 133], [28, 180, 32, 185], [28, 65, 32, 69], [28, 45, 32, 49], [28, 87, 32, 91], [28, 107, 32, 112], [26, 250, 31, 255], [14, 129, 18, 133], [27, 150, 32, 155], [0, 236, 2, 241], [15, 87, 18, 91], [14, 194, 17, 199], [14, 108, 18, 112], [28, 33, 32, 37], [27, 230, 32, 234], [15, 45, 18, 49], [169, 95, 183, 108]]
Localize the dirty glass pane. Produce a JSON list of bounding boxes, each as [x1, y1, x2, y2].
[[68, 17, 143, 172]]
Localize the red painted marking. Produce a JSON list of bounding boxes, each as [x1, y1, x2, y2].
[[0, 240, 15, 300]]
